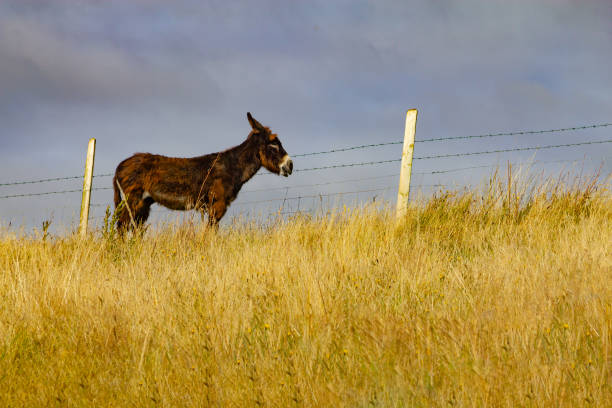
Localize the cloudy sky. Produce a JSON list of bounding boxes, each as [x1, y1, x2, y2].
[[1, 0, 611, 232]]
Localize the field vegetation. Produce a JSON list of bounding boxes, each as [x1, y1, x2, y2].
[[1, 174, 611, 407]]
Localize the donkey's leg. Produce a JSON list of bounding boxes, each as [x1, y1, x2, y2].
[[116, 195, 138, 234], [117, 192, 145, 233], [133, 199, 152, 228], [117, 211, 131, 233], [114, 178, 144, 234], [127, 199, 151, 237], [207, 179, 229, 228], [207, 200, 228, 228]]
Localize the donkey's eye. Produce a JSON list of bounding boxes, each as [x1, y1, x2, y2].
[[268, 144, 279, 151]]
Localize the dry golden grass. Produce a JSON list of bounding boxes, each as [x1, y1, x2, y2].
[[1, 175, 611, 407]]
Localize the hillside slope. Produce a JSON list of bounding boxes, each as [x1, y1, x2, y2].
[[1, 180, 611, 407]]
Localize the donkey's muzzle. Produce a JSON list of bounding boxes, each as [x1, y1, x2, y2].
[[280, 158, 293, 177]]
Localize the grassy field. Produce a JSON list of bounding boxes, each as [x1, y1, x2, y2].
[[1, 176, 611, 407]]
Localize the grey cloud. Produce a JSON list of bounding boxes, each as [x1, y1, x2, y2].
[[0, 15, 220, 106]]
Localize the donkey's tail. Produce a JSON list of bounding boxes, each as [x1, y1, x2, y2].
[[112, 175, 121, 208]]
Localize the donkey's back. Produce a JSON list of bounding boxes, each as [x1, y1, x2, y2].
[[113, 152, 216, 212]]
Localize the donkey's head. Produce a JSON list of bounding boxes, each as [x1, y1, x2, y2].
[[247, 112, 293, 177]]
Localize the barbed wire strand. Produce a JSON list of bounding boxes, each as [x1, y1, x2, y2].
[[0, 189, 83, 199], [417, 122, 612, 143], [291, 122, 612, 157], [293, 141, 403, 157], [414, 157, 593, 176], [234, 186, 397, 206], [0, 175, 82, 187], [243, 173, 399, 194], [0, 186, 113, 200], [286, 158, 402, 174], [413, 139, 612, 161], [145, 187, 397, 214], [0, 172, 113, 188]]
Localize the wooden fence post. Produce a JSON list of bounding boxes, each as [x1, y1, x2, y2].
[[79, 138, 96, 236], [396, 109, 417, 219]]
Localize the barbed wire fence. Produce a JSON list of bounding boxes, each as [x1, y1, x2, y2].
[[1, 121, 610, 229]]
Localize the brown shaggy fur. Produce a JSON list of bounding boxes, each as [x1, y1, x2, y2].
[[113, 112, 292, 231]]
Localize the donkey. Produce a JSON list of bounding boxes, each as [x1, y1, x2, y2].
[[112, 112, 293, 231]]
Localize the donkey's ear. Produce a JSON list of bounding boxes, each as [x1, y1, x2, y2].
[[247, 112, 264, 131]]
